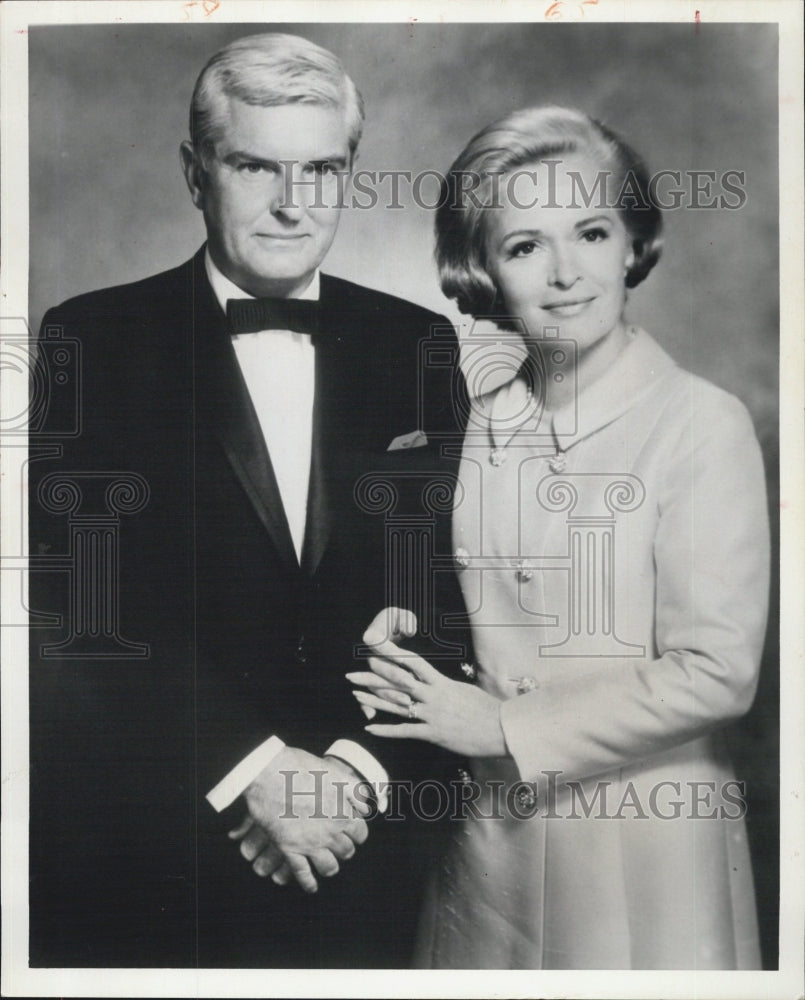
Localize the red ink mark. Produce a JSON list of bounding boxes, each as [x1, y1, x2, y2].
[[182, 0, 219, 19], [15, 29, 28, 34], [695, 9, 701, 32], [545, 0, 597, 20]]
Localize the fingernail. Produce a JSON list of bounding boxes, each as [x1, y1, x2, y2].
[[400, 611, 418, 637], [360, 705, 376, 720]]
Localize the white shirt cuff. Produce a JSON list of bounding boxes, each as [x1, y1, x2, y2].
[[205, 735, 286, 813], [325, 739, 389, 813]]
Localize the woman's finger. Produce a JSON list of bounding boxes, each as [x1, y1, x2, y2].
[[363, 607, 418, 645], [345, 670, 410, 693], [353, 689, 411, 718], [365, 641, 442, 685], [365, 656, 424, 695], [364, 722, 427, 740]]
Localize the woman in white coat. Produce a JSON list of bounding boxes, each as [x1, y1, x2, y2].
[[348, 106, 769, 970]]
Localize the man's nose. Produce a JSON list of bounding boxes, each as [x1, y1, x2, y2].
[[269, 165, 308, 221], [548, 244, 580, 288]]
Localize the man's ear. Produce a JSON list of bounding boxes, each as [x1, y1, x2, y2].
[[180, 141, 205, 210]]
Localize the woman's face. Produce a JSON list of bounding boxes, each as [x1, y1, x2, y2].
[[484, 153, 635, 357]]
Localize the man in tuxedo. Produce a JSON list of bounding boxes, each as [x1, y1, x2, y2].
[[28, 32, 467, 968]]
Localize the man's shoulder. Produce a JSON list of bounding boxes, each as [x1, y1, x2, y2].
[[42, 256, 199, 326], [320, 273, 452, 329]]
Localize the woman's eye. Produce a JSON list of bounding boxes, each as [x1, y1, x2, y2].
[[510, 241, 538, 258], [581, 227, 608, 243]]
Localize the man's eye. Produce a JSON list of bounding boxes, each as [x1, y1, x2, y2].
[[239, 163, 266, 175], [581, 227, 608, 243]]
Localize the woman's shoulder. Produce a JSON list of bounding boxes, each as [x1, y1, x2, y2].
[[636, 330, 757, 436]]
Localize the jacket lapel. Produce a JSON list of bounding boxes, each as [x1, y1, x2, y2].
[[299, 276, 359, 577], [191, 251, 299, 574], [300, 382, 332, 576]]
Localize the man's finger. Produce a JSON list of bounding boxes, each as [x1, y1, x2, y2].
[[343, 781, 374, 819], [330, 832, 357, 861], [343, 816, 369, 846], [309, 849, 340, 878], [227, 813, 254, 840], [252, 843, 284, 878], [238, 823, 272, 862], [271, 862, 292, 886], [284, 852, 319, 893]]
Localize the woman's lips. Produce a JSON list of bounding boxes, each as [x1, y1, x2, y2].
[[542, 297, 596, 317]]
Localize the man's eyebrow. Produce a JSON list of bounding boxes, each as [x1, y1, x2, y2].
[[221, 151, 349, 169]]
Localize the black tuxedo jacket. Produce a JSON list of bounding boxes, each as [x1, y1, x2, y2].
[[29, 247, 471, 968]]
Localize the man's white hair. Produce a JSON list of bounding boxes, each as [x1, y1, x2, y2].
[[190, 32, 364, 160]]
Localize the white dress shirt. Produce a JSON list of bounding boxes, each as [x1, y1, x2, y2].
[[202, 251, 388, 812]]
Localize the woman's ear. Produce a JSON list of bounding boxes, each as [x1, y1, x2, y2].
[[625, 244, 637, 274]]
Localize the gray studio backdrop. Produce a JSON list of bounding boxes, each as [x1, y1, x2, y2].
[[28, 20, 780, 965]]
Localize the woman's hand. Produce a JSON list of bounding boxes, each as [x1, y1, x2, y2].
[[346, 608, 508, 758]]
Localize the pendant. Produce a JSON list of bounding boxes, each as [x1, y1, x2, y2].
[[460, 662, 477, 680], [548, 451, 567, 474], [509, 675, 538, 695], [454, 547, 471, 569], [489, 448, 507, 467]]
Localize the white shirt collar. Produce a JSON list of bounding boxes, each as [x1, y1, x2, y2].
[[204, 247, 320, 314]]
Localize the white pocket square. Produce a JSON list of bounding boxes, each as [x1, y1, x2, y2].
[[386, 429, 428, 451]]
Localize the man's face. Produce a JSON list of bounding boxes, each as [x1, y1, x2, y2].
[[185, 99, 351, 297]]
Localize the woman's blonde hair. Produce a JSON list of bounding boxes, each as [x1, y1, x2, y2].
[[435, 106, 663, 316]]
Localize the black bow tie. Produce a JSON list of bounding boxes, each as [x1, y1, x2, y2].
[[226, 297, 321, 337]]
